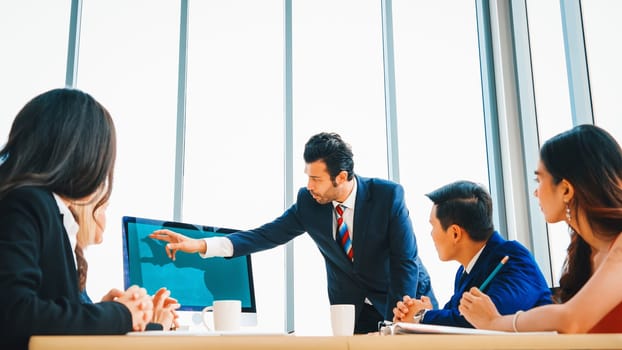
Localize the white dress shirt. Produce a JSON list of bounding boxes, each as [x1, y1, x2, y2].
[[53, 193, 80, 267], [464, 244, 486, 274], [332, 177, 357, 242]]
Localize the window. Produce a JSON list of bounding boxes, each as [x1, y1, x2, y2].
[[582, 0, 622, 142], [0, 0, 70, 145], [6, 0, 620, 336], [184, 0, 285, 332], [292, 0, 386, 334], [393, 0, 488, 305], [77, 0, 180, 299], [527, 0, 574, 285]]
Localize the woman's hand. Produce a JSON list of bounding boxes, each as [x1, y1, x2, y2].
[[114, 285, 154, 331], [458, 287, 502, 329], [152, 287, 181, 330], [101, 288, 123, 302], [149, 229, 206, 261]]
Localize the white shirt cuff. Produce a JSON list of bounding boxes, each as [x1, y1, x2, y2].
[[199, 237, 233, 258]]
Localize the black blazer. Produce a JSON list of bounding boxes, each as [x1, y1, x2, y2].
[[0, 187, 132, 350], [228, 175, 436, 321]]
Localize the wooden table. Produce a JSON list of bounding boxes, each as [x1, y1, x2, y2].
[[29, 333, 622, 350]]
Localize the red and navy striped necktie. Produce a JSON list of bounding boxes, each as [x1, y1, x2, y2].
[[335, 204, 353, 261]]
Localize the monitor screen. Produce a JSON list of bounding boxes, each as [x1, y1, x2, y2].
[[121, 216, 257, 325]]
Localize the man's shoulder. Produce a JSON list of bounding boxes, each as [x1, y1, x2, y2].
[[483, 232, 531, 257], [491, 235, 535, 259], [295, 187, 314, 202], [358, 176, 402, 193], [358, 175, 398, 186], [294, 188, 327, 211]]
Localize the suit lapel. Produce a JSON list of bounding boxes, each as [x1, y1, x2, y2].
[[317, 202, 335, 241]]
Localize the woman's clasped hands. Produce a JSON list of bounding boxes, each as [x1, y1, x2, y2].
[[106, 286, 180, 331]]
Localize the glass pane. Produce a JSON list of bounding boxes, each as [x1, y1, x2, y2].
[[184, 0, 284, 332], [0, 0, 70, 145], [292, 0, 386, 335], [526, 0, 574, 286], [582, 0, 622, 142], [393, 0, 488, 306], [77, 0, 180, 299]]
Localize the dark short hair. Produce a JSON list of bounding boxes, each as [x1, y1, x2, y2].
[[0, 88, 116, 204], [426, 180, 494, 242], [303, 132, 354, 181]]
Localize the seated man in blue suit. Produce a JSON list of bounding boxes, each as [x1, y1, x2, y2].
[[392, 180, 551, 327], [150, 132, 437, 333]]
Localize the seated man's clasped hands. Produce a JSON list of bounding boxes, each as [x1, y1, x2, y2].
[[393, 295, 434, 323]]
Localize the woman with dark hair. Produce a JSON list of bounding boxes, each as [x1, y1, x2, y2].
[[0, 89, 153, 350], [459, 124, 622, 333]]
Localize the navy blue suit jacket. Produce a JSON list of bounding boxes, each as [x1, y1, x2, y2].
[[421, 232, 552, 327], [0, 187, 133, 350], [228, 175, 436, 321]]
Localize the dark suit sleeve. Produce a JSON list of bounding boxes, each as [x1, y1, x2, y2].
[[146, 323, 164, 331], [0, 188, 132, 340], [228, 190, 307, 257], [420, 296, 471, 327], [482, 243, 553, 315]]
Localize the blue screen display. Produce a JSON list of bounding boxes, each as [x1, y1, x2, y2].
[[122, 217, 256, 312]]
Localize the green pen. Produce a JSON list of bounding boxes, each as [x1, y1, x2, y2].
[[479, 255, 509, 291]]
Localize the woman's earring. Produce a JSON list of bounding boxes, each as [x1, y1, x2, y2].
[[565, 203, 572, 223]]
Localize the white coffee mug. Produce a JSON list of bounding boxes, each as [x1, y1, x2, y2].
[[330, 304, 355, 336], [202, 300, 241, 332]]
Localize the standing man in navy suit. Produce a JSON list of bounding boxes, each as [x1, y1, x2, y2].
[[151, 132, 436, 333], [392, 180, 551, 327]]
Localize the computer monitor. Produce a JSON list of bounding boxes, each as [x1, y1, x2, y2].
[[121, 216, 257, 327]]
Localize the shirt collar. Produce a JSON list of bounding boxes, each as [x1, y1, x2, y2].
[[53, 193, 79, 263], [464, 244, 486, 274], [333, 177, 357, 209]]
